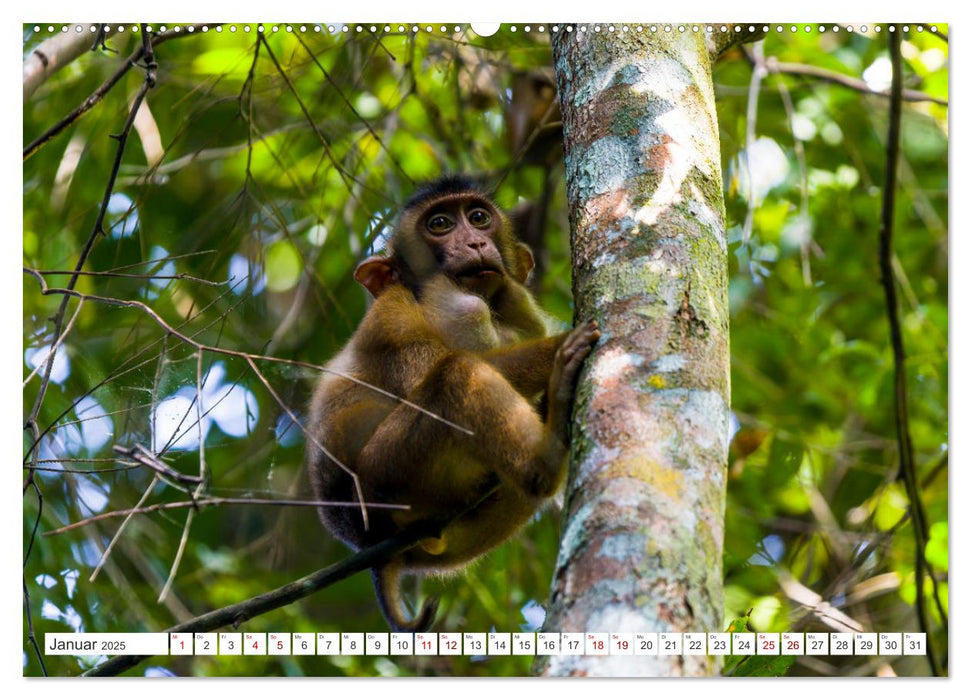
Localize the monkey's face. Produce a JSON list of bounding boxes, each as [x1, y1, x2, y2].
[[417, 194, 508, 299]]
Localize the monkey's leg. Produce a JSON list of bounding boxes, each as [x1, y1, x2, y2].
[[403, 484, 538, 568], [359, 355, 568, 501]]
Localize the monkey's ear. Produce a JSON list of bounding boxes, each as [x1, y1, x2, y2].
[[354, 256, 399, 298], [511, 243, 536, 284]]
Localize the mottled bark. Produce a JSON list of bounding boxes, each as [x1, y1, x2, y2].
[[539, 27, 730, 677]]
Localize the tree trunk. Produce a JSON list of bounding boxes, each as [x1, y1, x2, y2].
[[540, 26, 730, 677]]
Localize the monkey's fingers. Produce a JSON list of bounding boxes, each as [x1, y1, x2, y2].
[[562, 341, 596, 376], [571, 319, 601, 346], [558, 321, 600, 372]]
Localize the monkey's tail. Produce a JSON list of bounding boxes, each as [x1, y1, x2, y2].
[[372, 562, 439, 632]]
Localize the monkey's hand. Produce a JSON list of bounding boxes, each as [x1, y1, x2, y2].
[[547, 319, 600, 442]]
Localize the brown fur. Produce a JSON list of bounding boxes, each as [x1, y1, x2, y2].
[[307, 180, 599, 631]]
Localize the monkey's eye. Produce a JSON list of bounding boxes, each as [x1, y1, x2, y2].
[[426, 214, 455, 235], [467, 208, 492, 229]]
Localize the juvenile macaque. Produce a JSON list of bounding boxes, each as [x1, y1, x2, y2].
[[307, 175, 599, 631]]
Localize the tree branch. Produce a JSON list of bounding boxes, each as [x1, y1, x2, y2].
[[878, 26, 944, 677], [80, 479, 500, 677], [23, 24, 114, 102], [23, 25, 206, 160], [707, 24, 767, 59], [81, 518, 438, 676], [44, 496, 408, 537], [23, 269, 474, 437], [765, 57, 947, 106]]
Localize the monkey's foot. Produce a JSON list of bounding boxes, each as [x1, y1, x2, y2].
[[419, 536, 447, 555]]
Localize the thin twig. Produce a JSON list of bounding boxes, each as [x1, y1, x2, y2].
[[23, 578, 47, 676], [920, 24, 948, 43], [32, 269, 225, 285], [24, 26, 203, 160], [294, 32, 413, 185], [159, 506, 195, 603], [46, 496, 409, 537], [741, 42, 766, 243], [878, 27, 943, 676], [773, 73, 813, 285], [82, 482, 500, 677], [27, 463, 142, 475], [765, 57, 948, 107], [920, 450, 947, 490], [24, 269, 475, 436], [257, 32, 354, 193], [22, 297, 84, 387], [90, 475, 160, 582], [242, 354, 368, 531], [112, 445, 203, 486], [158, 350, 211, 602]]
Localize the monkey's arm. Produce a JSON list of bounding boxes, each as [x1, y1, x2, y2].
[[481, 333, 567, 397]]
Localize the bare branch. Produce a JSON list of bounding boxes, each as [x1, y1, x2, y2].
[[112, 444, 203, 486], [24, 24, 114, 102], [22, 297, 84, 387], [32, 268, 225, 285], [24, 25, 207, 160], [878, 26, 944, 676], [45, 496, 409, 537], [765, 57, 948, 106], [81, 481, 500, 677], [90, 475, 160, 582], [707, 24, 767, 59], [24, 268, 475, 437], [920, 24, 948, 42]]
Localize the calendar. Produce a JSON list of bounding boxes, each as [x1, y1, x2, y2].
[[22, 14, 948, 681], [44, 630, 928, 658]]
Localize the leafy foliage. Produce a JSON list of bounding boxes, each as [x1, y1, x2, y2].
[[22, 23, 947, 677]]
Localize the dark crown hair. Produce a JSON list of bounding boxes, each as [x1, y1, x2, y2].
[[403, 174, 493, 211]]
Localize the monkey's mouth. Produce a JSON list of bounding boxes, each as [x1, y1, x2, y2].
[[455, 263, 502, 279]]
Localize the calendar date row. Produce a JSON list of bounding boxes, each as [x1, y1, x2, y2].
[[45, 631, 926, 657]]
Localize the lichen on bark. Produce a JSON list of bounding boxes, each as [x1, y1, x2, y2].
[[539, 26, 730, 677]]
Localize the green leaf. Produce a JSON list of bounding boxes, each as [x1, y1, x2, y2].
[[730, 654, 796, 677], [765, 437, 803, 490], [925, 521, 948, 570], [723, 615, 752, 671]]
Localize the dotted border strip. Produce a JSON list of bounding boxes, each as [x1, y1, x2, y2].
[[29, 24, 943, 36]]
